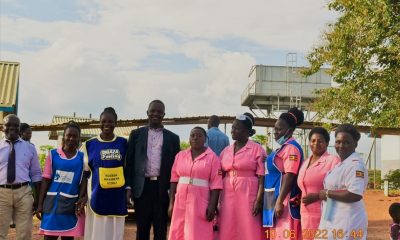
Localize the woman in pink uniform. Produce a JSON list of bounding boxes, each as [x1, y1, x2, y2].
[[218, 113, 266, 240], [168, 126, 222, 240], [297, 127, 340, 239], [263, 108, 304, 240]]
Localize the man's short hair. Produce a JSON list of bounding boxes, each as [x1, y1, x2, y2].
[[148, 99, 165, 110], [4, 114, 20, 124], [208, 115, 220, 127]]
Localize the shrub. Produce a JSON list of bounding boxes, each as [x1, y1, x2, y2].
[[368, 170, 382, 189], [384, 169, 400, 189]]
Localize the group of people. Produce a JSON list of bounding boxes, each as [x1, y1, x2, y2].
[[0, 99, 378, 240]]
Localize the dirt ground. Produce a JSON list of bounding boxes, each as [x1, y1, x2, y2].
[[6, 189, 399, 239], [363, 190, 399, 240]]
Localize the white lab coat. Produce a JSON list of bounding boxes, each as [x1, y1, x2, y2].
[[319, 152, 368, 240]]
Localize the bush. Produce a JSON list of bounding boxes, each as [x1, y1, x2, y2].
[[384, 169, 400, 189], [368, 170, 382, 189]]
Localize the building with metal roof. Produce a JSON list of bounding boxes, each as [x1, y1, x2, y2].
[[0, 61, 20, 113], [0, 61, 20, 139]]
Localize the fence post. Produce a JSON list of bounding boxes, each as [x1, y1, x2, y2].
[[384, 180, 389, 197]]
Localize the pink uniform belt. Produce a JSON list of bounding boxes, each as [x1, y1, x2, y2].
[[226, 170, 256, 177]]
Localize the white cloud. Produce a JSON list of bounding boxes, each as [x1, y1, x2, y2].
[[0, 0, 337, 146]]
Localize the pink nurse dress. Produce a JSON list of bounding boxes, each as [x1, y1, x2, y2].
[[168, 147, 223, 240], [218, 140, 266, 240], [297, 151, 340, 239]]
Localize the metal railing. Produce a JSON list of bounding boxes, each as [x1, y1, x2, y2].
[[241, 80, 257, 103]]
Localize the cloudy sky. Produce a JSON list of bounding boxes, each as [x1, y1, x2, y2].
[[3, 0, 370, 152]]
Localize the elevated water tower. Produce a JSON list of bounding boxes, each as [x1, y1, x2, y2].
[[241, 54, 331, 119], [241, 54, 332, 151]]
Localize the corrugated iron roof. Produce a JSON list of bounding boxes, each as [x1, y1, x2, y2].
[[48, 115, 136, 140], [0, 61, 20, 112], [0, 115, 398, 136]]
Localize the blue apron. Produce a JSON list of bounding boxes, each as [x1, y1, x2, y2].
[[262, 139, 303, 227], [86, 136, 128, 216], [41, 149, 84, 231]]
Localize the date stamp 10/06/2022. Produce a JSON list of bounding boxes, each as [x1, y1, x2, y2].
[[265, 228, 364, 239]]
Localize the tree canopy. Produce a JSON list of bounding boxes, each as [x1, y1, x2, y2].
[[304, 0, 400, 128], [38, 145, 54, 169], [180, 141, 190, 150], [252, 134, 272, 154]]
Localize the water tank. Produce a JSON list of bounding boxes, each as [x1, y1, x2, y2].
[[241, 65, 331, 113]]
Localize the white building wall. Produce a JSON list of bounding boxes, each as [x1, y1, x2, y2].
[[249, 65, 331, 98]]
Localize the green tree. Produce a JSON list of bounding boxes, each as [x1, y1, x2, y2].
[[251, 134, 272, 154], [252, 134, 266, 146], [180, 141, 190, 150], [304, 0, 400, 128], [368, 169, 382, 189], [38, 145, 55, 169]]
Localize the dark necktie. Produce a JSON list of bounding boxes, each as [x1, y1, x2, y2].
[[6, 140, 16, 183]]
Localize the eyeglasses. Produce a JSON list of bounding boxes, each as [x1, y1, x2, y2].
[[236, 114, 253, 125]]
